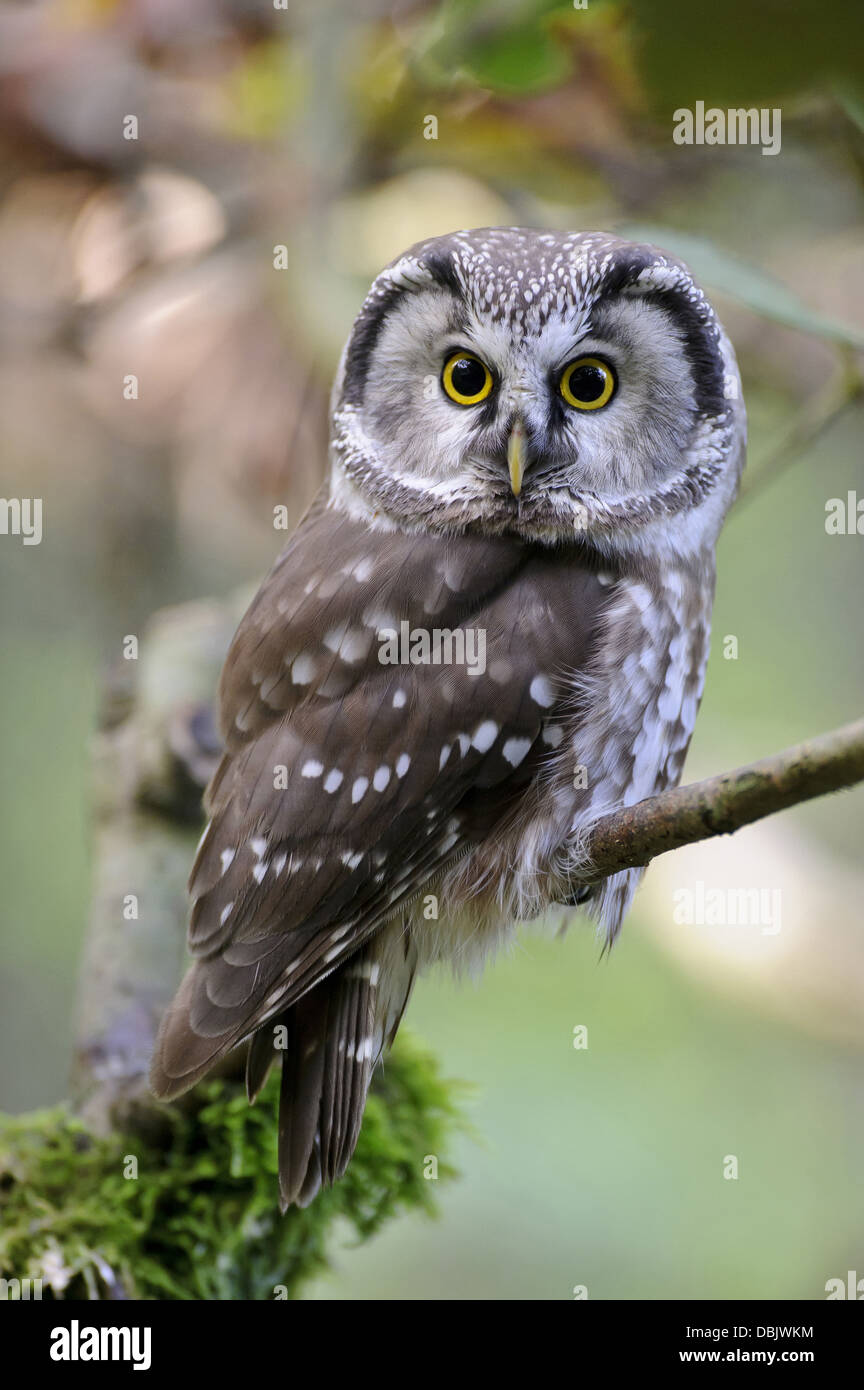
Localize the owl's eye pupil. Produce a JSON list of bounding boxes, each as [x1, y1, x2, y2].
[[559, 356, 616, 411], [441, 350, 494, 405], [567, 364, 606, 402], [451, 358, 486, 396]]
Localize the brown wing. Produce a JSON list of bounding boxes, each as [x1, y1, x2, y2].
[[150, 498, 609, 1099]]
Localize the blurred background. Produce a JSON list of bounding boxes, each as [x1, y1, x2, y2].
[[1, 0, 863, 1299]]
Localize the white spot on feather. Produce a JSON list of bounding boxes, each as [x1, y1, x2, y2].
[[530, 675, 555, 708], [291, 653, 316, 685], [472, 720, 499, 753], [502, 736, 532, 767]]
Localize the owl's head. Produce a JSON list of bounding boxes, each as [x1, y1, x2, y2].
[[329, 228, 745, 563]]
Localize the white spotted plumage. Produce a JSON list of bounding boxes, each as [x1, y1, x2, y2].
[[151, 227, 746, 1210]]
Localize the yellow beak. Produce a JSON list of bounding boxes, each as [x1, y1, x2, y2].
[[507, 419, 526, 498]]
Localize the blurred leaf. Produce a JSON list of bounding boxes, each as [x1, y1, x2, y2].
[[462, 22, 571, 93], [620, 224, 864, 349], [415, 0, 580, 95]]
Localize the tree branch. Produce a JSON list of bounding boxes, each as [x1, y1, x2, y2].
[[73, 585, 863, 1136], [582, 718, 864, 880]]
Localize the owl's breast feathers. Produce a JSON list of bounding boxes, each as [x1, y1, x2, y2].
[[150, 501, 619, 1095]]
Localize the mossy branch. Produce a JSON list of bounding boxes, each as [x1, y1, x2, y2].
[[580, 717, 864, 880], [0, 1040, 465, 1301]]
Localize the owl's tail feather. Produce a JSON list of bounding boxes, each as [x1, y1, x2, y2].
[[275, 937, 414, 1211], [246, 1023, 278, 1103], [151, 927, 418, 1208]]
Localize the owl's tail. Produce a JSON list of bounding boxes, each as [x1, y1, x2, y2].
[[247, 927, 417, 1211]]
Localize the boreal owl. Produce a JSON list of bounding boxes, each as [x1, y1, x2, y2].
[[150, 228, 746, 1208]]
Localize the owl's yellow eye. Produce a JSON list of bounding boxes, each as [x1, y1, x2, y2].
[[559, 357, 616, 411], [441, 351, 494, 405]]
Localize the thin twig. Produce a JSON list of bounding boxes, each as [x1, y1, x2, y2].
[[582, 717, 864, 880]]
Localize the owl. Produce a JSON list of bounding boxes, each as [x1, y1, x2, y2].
[[150, 228, 746, 1209]]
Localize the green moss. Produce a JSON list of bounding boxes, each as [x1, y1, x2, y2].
[[0, 1035, 466, 1300]]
